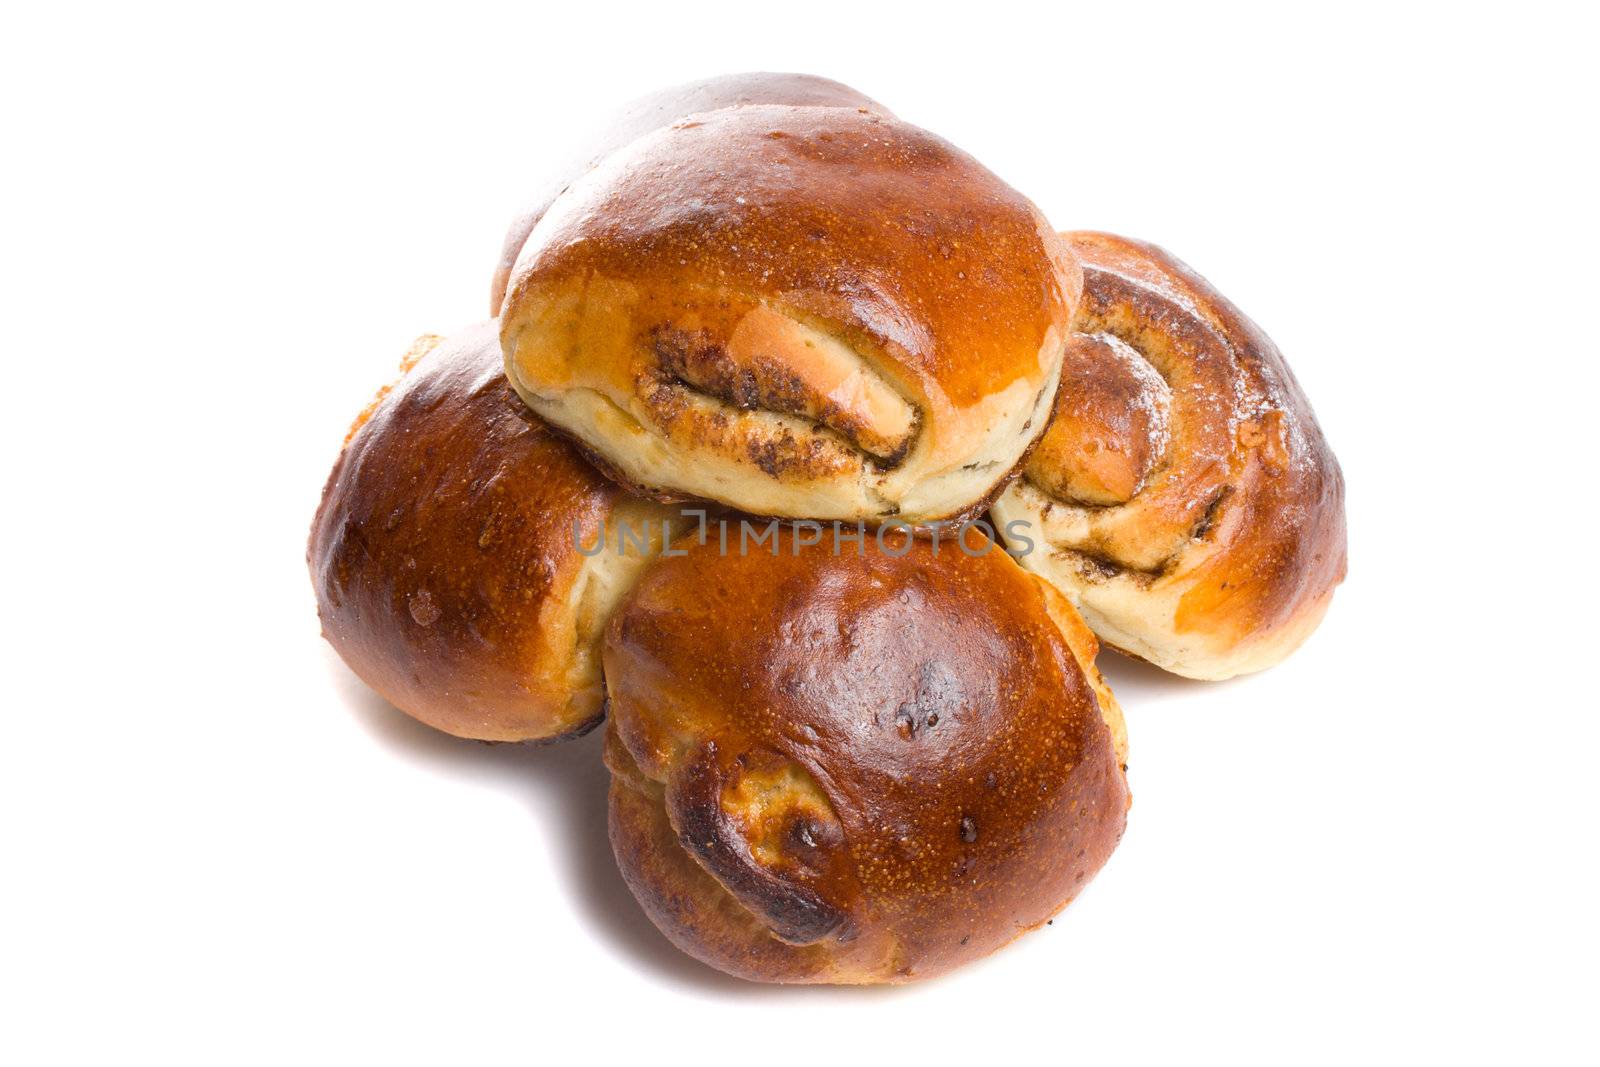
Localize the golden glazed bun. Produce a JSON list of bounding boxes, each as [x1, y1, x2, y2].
[[309, 322, 684, 742], [993, 232, 1347, 680], [603, 532, 1129, 983], [500, 103, 1081, 525], [490, 72, 885, 315]]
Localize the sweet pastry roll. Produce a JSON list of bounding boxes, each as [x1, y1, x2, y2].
[[602, 530, 1129, 983], [309, 322, 685, 741], [499, 104, 1080, 524], [994, 232, 1346, 679]]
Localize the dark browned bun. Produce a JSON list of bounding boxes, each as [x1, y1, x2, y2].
[[489, 73, 886, 314], [500, 102, 1080, 525], [994, 231, 1347, 679], [602, 532, 1129, 983], [309, 322, 683, 742]]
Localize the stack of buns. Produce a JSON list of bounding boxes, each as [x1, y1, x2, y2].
[[310, 73, 1346, 984]]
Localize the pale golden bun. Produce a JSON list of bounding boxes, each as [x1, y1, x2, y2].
[[490, 72, 885, 315], [308, 322, 683, 742], [603, 532, 1128, 983], [500, 101, 1080, 524], [994, 232, 1347, 679]]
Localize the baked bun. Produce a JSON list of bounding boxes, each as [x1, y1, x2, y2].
[[490, 72, 885, 314], [500, 104, 1080, 524], [603, 531, 1129, 983], [309, 322, 684, 742], [993, 232, 1347, 679]]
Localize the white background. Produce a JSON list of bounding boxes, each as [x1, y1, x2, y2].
[[5, 2, 1596, 1063]]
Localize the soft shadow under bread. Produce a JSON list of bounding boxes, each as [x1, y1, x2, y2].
[[328, 657, 910, 999]]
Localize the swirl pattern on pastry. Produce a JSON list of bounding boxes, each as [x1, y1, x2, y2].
[[994, 232, 1346, 679]]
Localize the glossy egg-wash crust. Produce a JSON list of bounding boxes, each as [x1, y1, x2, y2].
[[490, 72, 886, 314], [501, 102, 1079, 523], [308, 322, 676, 742], [995, 232, 1347, 679], [603, 536, 1129, 983]]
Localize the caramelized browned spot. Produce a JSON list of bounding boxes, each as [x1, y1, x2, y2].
[[668, 744, 853, 946]]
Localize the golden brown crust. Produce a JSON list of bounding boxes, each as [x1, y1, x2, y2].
[[501, 103, 1079, 523], [602, 535, 1129, 983], [308, 322, 679, 742], [490, 73, 886, 315], [994, 232, 1347, 679]]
